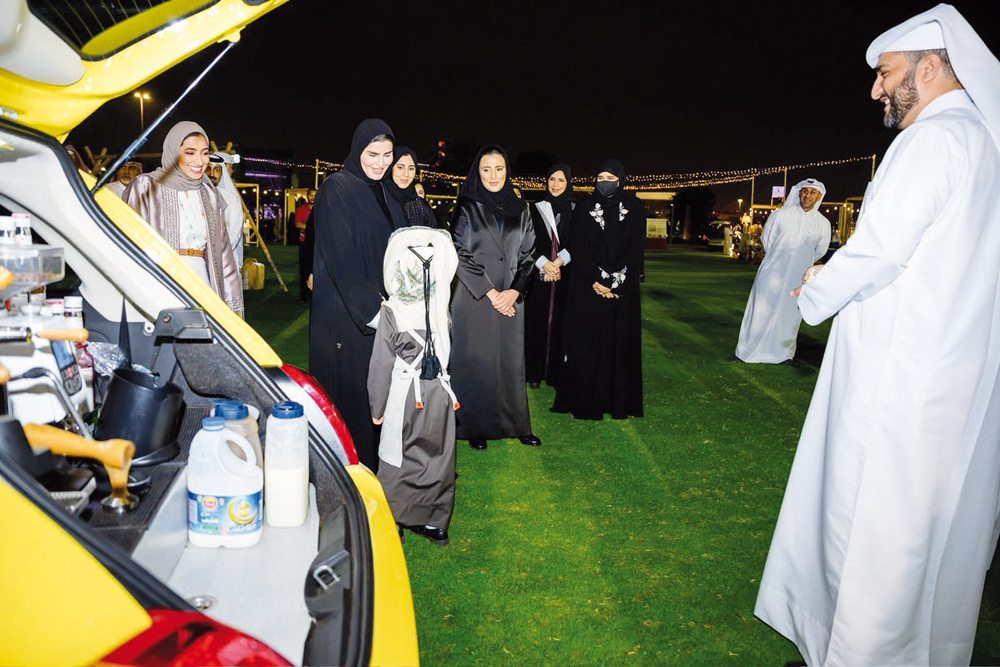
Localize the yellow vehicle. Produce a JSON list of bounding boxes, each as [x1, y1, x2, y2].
[[0, 1, 418, 665]]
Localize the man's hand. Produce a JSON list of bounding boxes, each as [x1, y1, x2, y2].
[[372, 415, 384, 425], [791, 264, 825, 297], [543, 261, 561, 282], [307, 274, 313, 291]]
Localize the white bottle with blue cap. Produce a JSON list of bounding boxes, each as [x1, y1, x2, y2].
[[214, 399, 263, 470], [265, 401, 309, 527], [188, 416, 264, 548]]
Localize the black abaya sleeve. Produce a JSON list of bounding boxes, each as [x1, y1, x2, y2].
[[303, 208, 315, 278], [511, 204, 537, 298], [568, 202, 608, 288], [314, 179, 385, 330], [558, 204, 575, 264], [452, 201, 495, 300], [529, 203, 551, 264], [611, 197, 647, 296], [382, 183, 409, 230], [416, 198, 438, 228]]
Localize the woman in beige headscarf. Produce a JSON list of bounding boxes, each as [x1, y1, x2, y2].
[[124, 121, 243, 315]]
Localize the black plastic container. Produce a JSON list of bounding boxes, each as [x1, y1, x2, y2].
[[95, 369, 184, 466]]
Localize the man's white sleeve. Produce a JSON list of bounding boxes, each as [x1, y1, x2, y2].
[[797, 124, 963, 325]]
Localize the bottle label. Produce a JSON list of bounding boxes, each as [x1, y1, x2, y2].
[[188, 490, 263, 536]]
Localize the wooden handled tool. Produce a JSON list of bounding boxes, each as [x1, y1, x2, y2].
[[23, 423, 134, 470], [35, 329, 90, 343]]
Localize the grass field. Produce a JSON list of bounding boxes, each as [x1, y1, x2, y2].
[[244, 243, 1000, 666]]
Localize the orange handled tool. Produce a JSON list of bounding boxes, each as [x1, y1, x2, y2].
[[36, 329, 90, 343], [23, 423, 135, 471]]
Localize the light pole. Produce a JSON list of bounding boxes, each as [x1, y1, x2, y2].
[[737, 197, 743, 213], [133, 91, 150, 131]]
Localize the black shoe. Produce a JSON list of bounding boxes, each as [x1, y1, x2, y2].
[[780, 359, 795, 366], [519, 434, 542, 446], [469, 439, 488, 450], [397, 523, 405, 544], [529, 382, 541, 389], [407, 524, 449, 545]]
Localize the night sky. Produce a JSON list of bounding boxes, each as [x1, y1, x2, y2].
[[69, 0, 1000, 205]]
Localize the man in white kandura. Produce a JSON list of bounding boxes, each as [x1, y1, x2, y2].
[[754, 5, 1000, 666], [734, 178, 830, 364], [208, 152, 246, 270]]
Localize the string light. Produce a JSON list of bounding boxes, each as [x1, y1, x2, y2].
[[243, 156, 319, 170], [622, 154, 876, 189], [241, 154, 876, 192]]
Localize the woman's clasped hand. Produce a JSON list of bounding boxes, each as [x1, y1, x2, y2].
[[593, 282, 619, 298], [487, 288, 518, 316]]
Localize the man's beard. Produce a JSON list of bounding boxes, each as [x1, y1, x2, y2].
[[883, 67, 920, 129]]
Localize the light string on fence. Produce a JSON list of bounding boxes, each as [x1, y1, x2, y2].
[[243, 154, 876, 192]]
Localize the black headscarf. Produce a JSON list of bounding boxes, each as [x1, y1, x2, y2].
[[543, 162, 574, 218], [343, 118, 395, 223], [594, 158, 626, 202], [344, 118, 395, 184], [385, 146, 420, 204], [458, 144, 524, 219]]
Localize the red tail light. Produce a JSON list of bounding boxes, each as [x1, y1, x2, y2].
[[99, 609, 291, 666], [281, 363, 359, 465]]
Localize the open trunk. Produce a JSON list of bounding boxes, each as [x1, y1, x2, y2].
[[0, 119, 373, 665]]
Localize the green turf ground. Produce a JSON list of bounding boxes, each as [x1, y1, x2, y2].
[[244, 243, 1000, 666]]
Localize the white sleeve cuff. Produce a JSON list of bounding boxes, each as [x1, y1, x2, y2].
[[535, 256, 549, 271], [557, 249, 571, 265], [367, 310, 381, 330]]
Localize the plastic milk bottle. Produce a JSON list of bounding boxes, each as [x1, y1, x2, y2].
[[214, 399, 264, 470], [265, 401, 309, 527], [188, 416, 263, 548]]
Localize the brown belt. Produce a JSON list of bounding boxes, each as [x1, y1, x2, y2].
[[178, 248, 205, 257]]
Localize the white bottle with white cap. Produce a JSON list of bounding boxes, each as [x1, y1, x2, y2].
[[265, 400, 309, 527]]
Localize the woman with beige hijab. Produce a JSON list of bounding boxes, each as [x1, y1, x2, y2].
[[124, 121, 243, 315]]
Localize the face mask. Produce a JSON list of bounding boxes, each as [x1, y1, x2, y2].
[[596, 180, 619, 197]]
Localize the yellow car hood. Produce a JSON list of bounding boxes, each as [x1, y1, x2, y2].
[[0, 0, 290, 140]]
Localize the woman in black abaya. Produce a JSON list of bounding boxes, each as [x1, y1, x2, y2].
[[310, 118, 407, 470], [385, 146, 438, 228], [450, 145, 540, 450], [552, 158, 644, 420], [525, 163, 575, 388]]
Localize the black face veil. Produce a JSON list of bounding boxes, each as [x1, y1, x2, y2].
[[595, 158, 626, 199]]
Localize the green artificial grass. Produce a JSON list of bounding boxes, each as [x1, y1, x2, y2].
[[244, 243, 1000, 666], [241, 245, 310, 370]]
